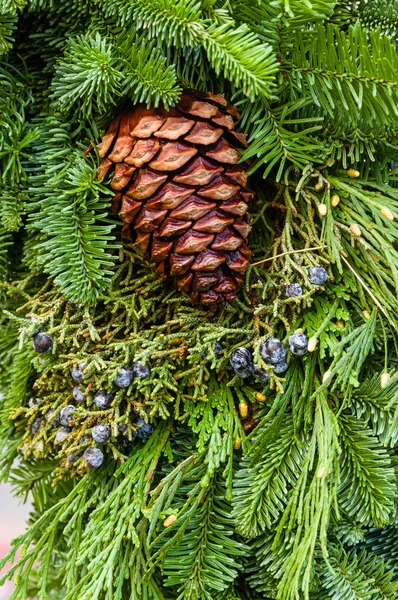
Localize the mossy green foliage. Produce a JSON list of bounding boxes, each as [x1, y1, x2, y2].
[[1, 1, 398, 599]]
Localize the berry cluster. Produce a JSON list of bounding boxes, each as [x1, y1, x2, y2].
[[284, 265, 328, 298], [29, 348, 154, 469], [230, 332, 309, 381]]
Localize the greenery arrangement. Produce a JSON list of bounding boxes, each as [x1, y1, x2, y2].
[[1, 0, 398, 598]]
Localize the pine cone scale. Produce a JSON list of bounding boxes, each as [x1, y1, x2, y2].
[[97, 89, 253, 305]]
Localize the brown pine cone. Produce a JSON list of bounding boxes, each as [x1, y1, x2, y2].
[[97, 89, 253, 306]]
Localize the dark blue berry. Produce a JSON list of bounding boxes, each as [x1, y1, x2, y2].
[[230, 347, 252, 370], [71, 363, 85, 384], [45, 408, 59, 426], [285, 283, 303, 298], [28, 397, 42, 408], [59, 405, 76, 427], [33, 332, 53, 353], [133, 361, 150, 379], [114, 366, 134, 388], [308, 266, 328, 285], [214, 342, 223, 357], [252, 366, 270, 382], [260, 338, 286, 365], [84, 447, 103, 468], [273, 361, 289, 374], [136, 417, 154, 441], [94, 391, 113, 409], [92, 424, 111, 443], [72, 386, 85, 402], [230, 348, 253, 379], [288, 333, 308, 356], [55, 426, 71, 444], [31, 417, 41, 434], [67, 453, 81, 463]]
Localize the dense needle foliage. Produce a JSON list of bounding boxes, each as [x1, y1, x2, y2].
[[1, 1, 398, 599]]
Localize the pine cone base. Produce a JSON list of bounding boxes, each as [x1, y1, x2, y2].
[[97, 89, 253, 306]]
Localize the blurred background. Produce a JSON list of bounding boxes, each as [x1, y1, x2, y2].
[[0, 483, 31, 599]]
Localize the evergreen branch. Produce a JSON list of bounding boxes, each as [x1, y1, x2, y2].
[[358, 0, 398, 44], [29, 151, 119, 304], [0, 11, 15, 55], [0, 188, 25, 231], [232, 417, 309, 538], [364, 527, 398, 564], [287, 23, 398, 127], [118, 32, 181, 108], [320, 547, 398, 599], [232, 0, 337, 49], [239, 98, 325, 179], [275, 390, 340, 600], [51, 33, 123, 116], [338, 414, 396, 527], [0, 344, 35, 479], [351, 373, 398, 447], [200, 22, 278, 99], [97, 0, 204, 46], [96, 0, 278, 98], [161, 474, 247, 599]]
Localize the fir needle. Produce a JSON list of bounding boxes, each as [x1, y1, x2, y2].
[[251, 245, 327, 266]]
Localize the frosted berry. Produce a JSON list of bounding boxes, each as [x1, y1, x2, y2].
[[33, 332, 53, 353], [285, 283, 303, 298], [31, 417, 41, 434], [114, 366, 134, 388], [94, 391, 113, 409], [260, 338, 286, 365], [230, 347, 252, 369], [55, 426, 71, 444], [229, 347, 253, 378], [214, 342, 223, 356], [253, 366, 270, 382], [136, 418, 154, 441], [202, 342, 222, 359], [84, 447, 103, 468], [67, 453, 80, 463], [71, 363, 85, 384], [92, 424, 111, 443], [308, 266, 328, 285], [59, 405, 76, 427], [45, 408, 59, 426], [288, 332, 309, 356], [133, 361, 151, 379], [28, 397, 42, 408], [273, 361, 288, 374], [72, 386, 85, 402]]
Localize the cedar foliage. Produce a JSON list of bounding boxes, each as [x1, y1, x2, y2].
[[1, 1, 398, 599]]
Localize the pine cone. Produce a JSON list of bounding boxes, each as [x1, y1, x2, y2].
[[97, 89, 253, 306]]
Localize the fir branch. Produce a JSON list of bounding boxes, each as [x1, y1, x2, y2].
[[239, 98, 325, 179], [364, 527, 398, 564], [0, 11, 15, 55], [286, 23, 398, 128], [320, 547, 398, 599], [30, 152, 119, 304], [232, 416, 309, 538], [50, 33, 123, 116], [118, 32, 181, 108], [338, 414, 396, 527], [200, 22, 278, 99], [161, 474, 247, 599], [97, 0, 278, 99]]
